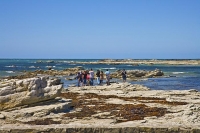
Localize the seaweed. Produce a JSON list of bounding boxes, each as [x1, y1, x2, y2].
[[61, 92, 187, 123]]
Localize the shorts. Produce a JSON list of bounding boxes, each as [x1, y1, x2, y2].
[[122, 76, 126, 80]]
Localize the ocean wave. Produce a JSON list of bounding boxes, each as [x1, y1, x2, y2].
[[69, 64, 77, 65], [5, 65, 17, 68], [29, 66, 36, 68], [5, 65, 23, 68], [172, 72, 185, 74], [102, 67, 116, 70], [61, 61, 75, 63], [6, 71, 15, 73], [45, 66, 56, 68]]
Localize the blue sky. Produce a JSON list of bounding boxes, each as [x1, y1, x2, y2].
[[0, 0, 200, 59]]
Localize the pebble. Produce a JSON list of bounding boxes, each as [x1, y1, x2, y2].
[[0, 114, 5, 119]]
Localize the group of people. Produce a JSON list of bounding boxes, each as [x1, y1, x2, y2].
[[75, 69, 106, 87], [75, 68, 127, 87]]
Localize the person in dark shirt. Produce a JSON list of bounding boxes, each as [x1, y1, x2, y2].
[[82, 71, 87, 86], [121, 69, 127, 82], [76, 72, 82, 87], [100, 70, 104, 84], [86, 71, 91, 86], [96, 70, 100, 85]]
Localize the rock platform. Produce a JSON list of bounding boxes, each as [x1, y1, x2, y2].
[[0, 78, 200, 133]]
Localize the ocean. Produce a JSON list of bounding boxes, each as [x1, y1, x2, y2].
[[0, 59, 200, 91]]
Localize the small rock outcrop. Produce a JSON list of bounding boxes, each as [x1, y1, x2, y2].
[[0, 76, 63, 111], [5, 66, 84, 80], [111, 69, 164, 79]]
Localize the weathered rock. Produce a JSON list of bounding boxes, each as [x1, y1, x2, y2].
[[0, 76, 63, 111], [188, 89, 198, 93], [0, 83, 200, 131], [47, 78, 61, 86], [4, 66, 84, 80], [111, 69, 164, 79], [145, 69, 164, 78], [67, 82, 150, 92], [0, 113, 5, 119], [0, 86, 16, 96], [72, 59, 200, 65]]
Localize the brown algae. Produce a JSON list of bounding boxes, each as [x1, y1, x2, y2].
[[60, 92, 187, 123]]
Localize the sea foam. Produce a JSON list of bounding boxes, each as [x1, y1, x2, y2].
[[6, 71, 15, 73], [172, 72, 185, 74]]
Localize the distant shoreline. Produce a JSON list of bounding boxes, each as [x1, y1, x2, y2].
[[1, 59, 199, 65], [0, 58, 200, 60]]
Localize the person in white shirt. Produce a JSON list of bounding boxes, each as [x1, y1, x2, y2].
[[96, 69, 100, 85], [89, 68, 94, 86]]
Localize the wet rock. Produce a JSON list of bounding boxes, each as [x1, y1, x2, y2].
[[111, 69, 164, 79]]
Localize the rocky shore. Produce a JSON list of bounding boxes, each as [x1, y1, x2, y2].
[[3, 67, 85, 80], [3, 66, 164, 81], [0, 76, 200, 132], [64, 59, 200, 65], [34, 59, 200, 65]]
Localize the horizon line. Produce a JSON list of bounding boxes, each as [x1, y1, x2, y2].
[[0, 58, 200, 60]]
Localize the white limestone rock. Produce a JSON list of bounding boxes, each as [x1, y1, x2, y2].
[[0, 113, 5, 119], [0, 86, 16, 96], [0, 76, 63, 111]]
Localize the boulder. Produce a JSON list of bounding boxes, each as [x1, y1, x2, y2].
[[0, 113, 5, 119], [0, 76, 63, 111]]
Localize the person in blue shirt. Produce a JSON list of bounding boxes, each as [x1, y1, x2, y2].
[[105, 69, 110, 85]]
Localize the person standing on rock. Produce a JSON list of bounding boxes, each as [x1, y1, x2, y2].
[[121, 69, 127, 82], [76, 72, 82, 87], [82, 70, 87, 86], [96, 69, 100, 85], [86, 70, 90, 86], [89, 68, 94, 86], [105, 69, 110, 85], [100, 70, 104, 85]]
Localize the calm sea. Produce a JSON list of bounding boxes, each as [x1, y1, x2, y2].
[[0, 59, 200, 91]]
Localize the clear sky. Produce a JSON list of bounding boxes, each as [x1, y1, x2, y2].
[[0, 0, 200, 59]]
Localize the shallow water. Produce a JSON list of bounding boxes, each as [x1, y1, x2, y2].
[[1, 59, 200, 91]]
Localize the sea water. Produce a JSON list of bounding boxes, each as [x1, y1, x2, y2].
[[0, 59, 200, 91]]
